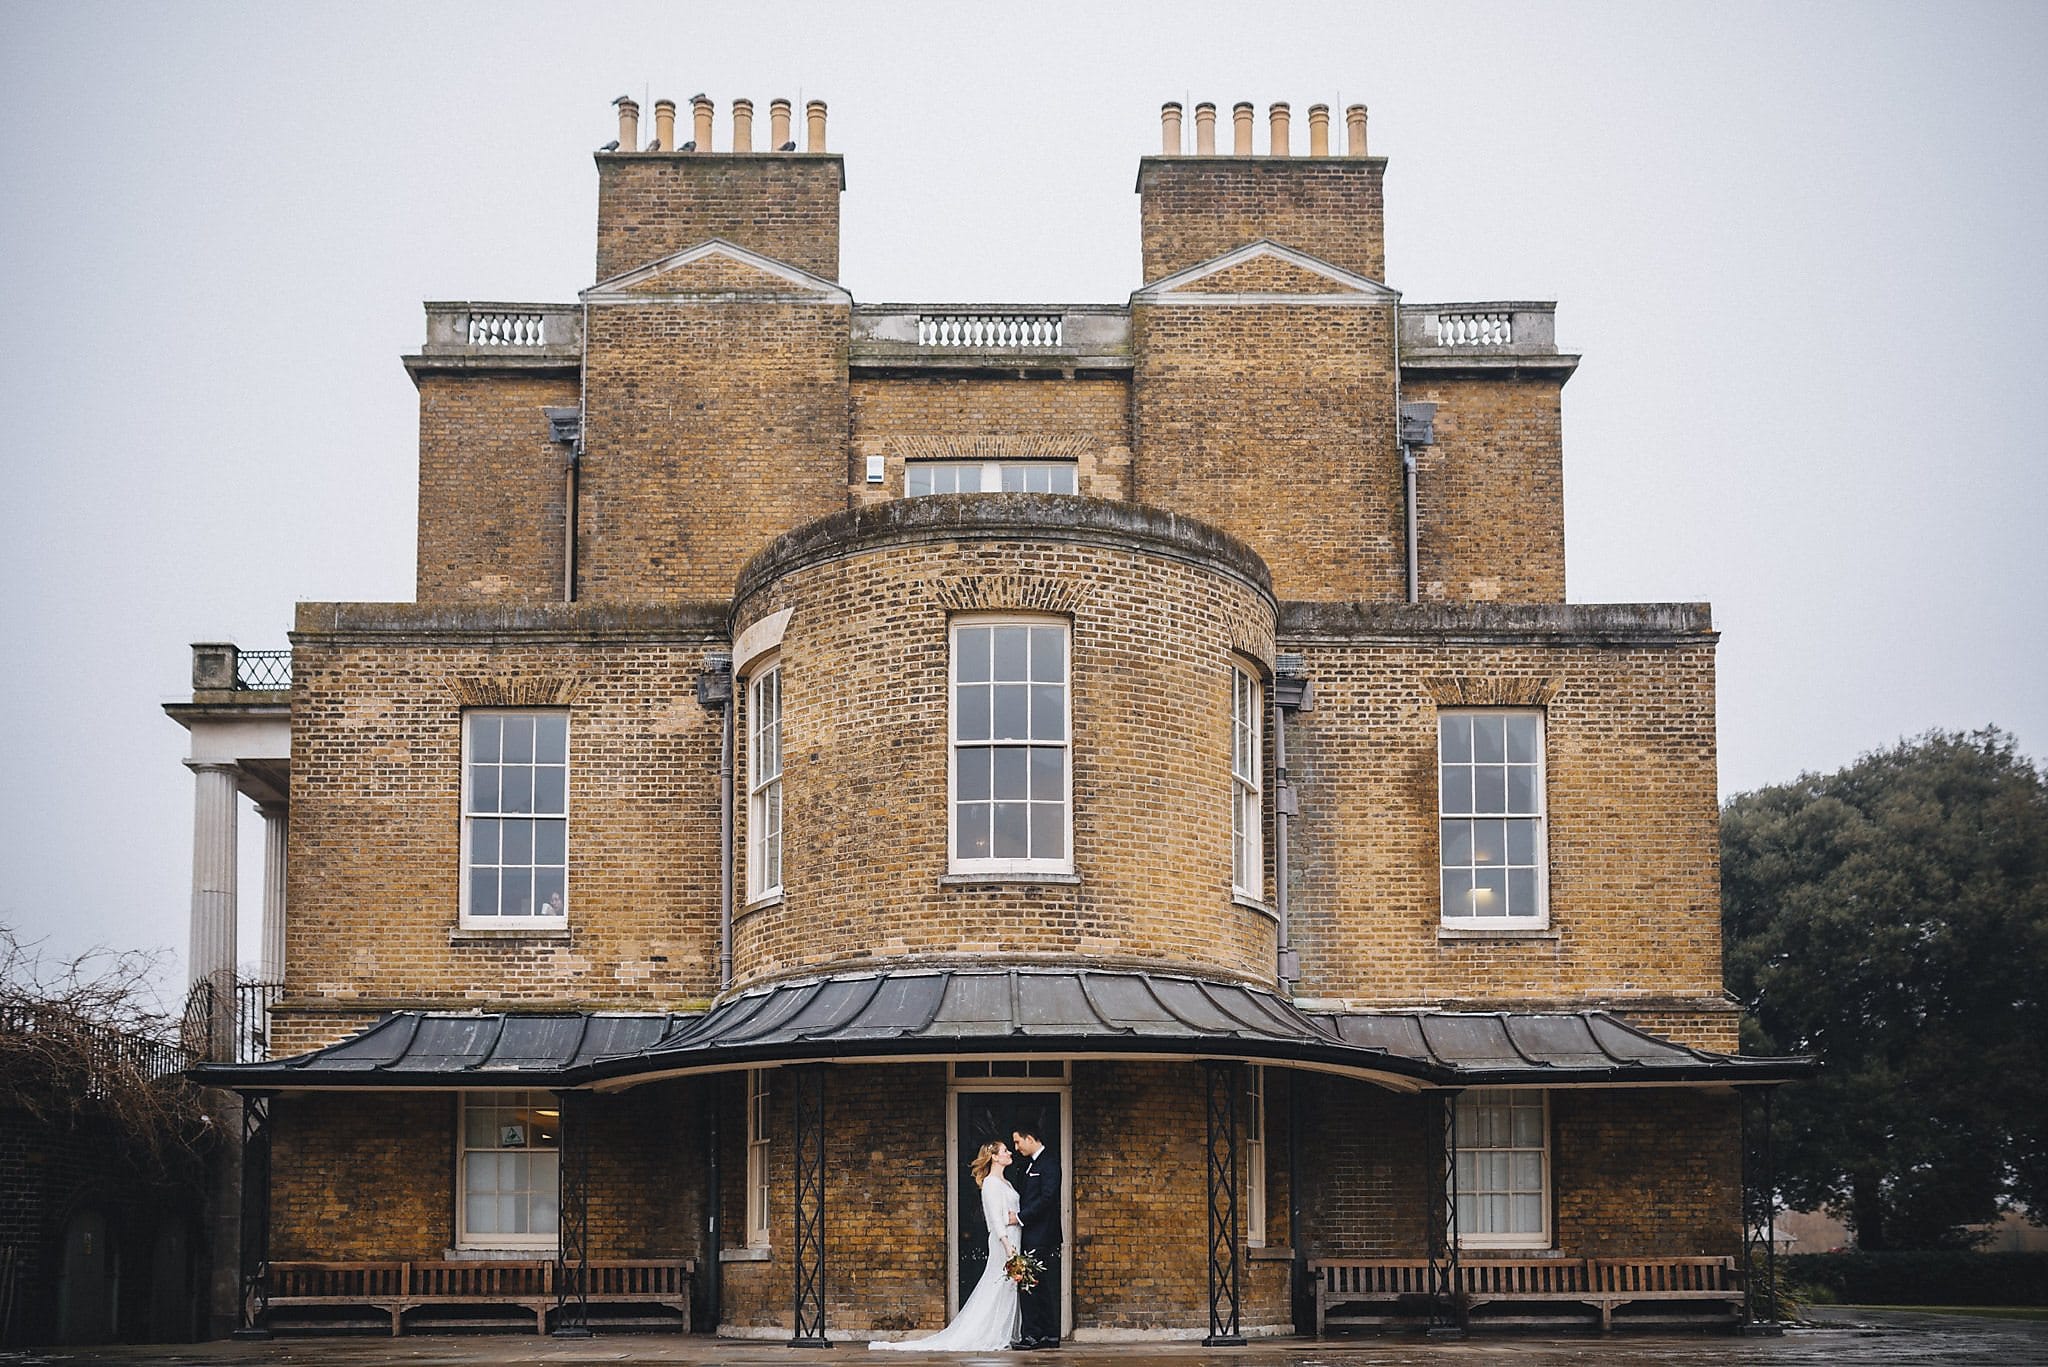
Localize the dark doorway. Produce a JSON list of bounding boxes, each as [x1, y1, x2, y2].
[[954, 1090, 1062, 1308]]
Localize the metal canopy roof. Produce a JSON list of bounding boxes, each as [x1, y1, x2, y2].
[[192, 968, 1811, 1092]]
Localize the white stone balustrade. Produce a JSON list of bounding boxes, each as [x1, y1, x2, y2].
[[917, 313, 1065, 348]]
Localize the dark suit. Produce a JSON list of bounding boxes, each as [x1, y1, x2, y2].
[[1014, 1145, 1062, 1344]]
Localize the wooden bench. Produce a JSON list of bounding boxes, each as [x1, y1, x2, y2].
[[263, 1258, 693, 1335], [1312, 1255, 1743, 1334]]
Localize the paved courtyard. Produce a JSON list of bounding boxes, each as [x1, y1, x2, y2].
[[5, 1311, 2044, 1367]]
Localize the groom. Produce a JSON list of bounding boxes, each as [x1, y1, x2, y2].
[[1009, 1124, 1061, 1349]]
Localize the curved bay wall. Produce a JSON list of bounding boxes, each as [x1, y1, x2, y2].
[[729, 495, 1279, 990]]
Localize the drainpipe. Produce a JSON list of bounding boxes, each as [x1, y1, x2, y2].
[[1393, 313, 1438, 605], [544, 403, 584, 602], [696, 655, 736, 988], [705, 1081, 723, 1332], [1272, 659, 1313, 991]]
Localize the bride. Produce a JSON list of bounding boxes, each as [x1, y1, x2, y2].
[[872, 1140, 1021, 1351]]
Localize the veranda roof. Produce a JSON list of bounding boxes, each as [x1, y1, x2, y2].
[[191, 967, 1811, 1092]]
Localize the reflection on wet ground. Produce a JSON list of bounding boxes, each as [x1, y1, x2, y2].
[[5, 1309, 2043, 1366]]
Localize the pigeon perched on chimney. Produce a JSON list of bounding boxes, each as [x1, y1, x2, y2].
[[598, 140, 620, 152], [612, 94, 633, 105], [646, 139, 662, 151], [779, 140, 797, 151], [679, 140, 697, 152]]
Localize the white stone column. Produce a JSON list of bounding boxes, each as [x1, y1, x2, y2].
[[257, 802, 287, 983], [186, 760, 240, 1062]]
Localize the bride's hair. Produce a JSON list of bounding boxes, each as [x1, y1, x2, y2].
[[969, 1140, 1004, 1185]]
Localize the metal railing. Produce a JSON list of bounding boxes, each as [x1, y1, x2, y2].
[[0, 1000, 197, 1089], [234, 649, 292, 691], [181, 978, 285, 1064]]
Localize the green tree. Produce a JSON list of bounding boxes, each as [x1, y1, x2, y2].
[[1722, 728, 2048, 1249]]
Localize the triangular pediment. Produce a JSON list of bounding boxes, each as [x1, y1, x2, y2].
[[1133, 240, 1398, 305], [583, 239, 850, 304]]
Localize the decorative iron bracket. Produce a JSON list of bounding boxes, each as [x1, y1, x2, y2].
[[790, 1065, 830, 1346], [231, 1091, 274, 1340], [552, 1089, 593, 1337], [1204, 1060, 1246, 1345]]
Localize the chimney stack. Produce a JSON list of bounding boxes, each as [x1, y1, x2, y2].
[[1161, 101, 1183, 155], [732, 98, 754, 152], [770, 98, 792, 151], [1307, 104, 1329, 156], [652, 99, 676, 152], [614, 96, 640, 153], [1268, 102, 1290, 156], [1232, 101, 1253, 155], [1346, 104, 1368, 156], [806, 100, 827, 152], [1194, 102, 1216, 155], [692, 95, 715, 152]]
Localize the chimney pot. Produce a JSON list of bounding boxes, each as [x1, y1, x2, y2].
[[652, 99, 676, 153], [1232, 101, 1254, 156], [614, 97, 640, 154], [806, 99, 827, 152], [732, 97, 754, 153], [692, 95, 715, 153], [1269, 101, 1290, 156], [1307, 103, 1330, 156], [770, 98, 792, 151], [1194, 102, 1216, 156], [1346, 103, 1368, 157], [1160, 101, 1183, 155]]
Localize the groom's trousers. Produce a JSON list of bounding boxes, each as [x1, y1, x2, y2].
[[1019, 1246, 1060, 1343]]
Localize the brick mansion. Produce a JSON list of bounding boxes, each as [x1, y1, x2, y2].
[[173, 93, 1806, 1341]]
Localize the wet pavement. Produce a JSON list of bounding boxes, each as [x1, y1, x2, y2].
[[5, 1310, 2043, 1367]]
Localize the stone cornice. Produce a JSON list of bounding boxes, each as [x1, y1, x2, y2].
[[292, 601, 730, 648], [1278, 600, 1714, 647]]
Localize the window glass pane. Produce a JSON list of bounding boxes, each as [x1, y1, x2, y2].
[[502, 715, 535, 763], [956, 628, 990, 682], [1030, 803, 1064, 861], [1030, 685, 1064, 740], [1507, 868, 1537, 918], [502, 766, 534, 814], [471, 715, 502, 762], [1029, 627, 1064, 682], [958, 748, 992, 802], [472, 818, 501, 865], [1512, 1195, 1542, 1233], [992, 802, 1029, 858], [535, 818, 566, 867], [992, 683, 1029, 739], [1506, 819, 1537, 866], [1441, 819, 1472, 868], [534, 868, 566, 918], [501, 818, 534, 866], [956, 803, 991, 861], [1049, 465, 1076, 494], [1441, 766, 1473, 815], [501, 869, 534, 917], [532, 1192, 559, 1234], [1474, 765, 1507, 813], [466, 1107, 499, 1149], [501, 1196, 526, 1234], [992, 746, 1029, 799], [1472, 714, 1505, 763], [1472, 866, 1507, 916], [999, 464, 1027, 492], [957, 686, 991, 741], [470, 867, 499, 917], [535, 713, 567, 764], [1470, 819, 1505, 866], [467, 1195, 497, 1233], [1440, 715, 1472, 763], [1029, 747, 1063, 801], [471, 765, 500, 814], [1505, 713, 1539, 764], [1441, 868, 1473, 917], [1506, 765, 1537, 814], [992, 626, 1029, 681], [534, 765, 566, 814], [1512, 1150, 1543, 1186]]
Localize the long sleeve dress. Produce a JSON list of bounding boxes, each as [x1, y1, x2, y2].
[[870, 1173, 1021, 1351]]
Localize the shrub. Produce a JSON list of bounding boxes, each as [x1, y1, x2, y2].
[[1780, 1251, 2048, 1307]]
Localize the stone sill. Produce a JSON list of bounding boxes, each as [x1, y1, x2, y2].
[[940, 871, 1082, 889], [741, 892, 785, 916], [1437, 926, 1558, 942], [447, 1246, 559, 1260], [1232, 893, 1277, 921], [720, 1246, 773, 1263], [450, 925, 571, 943]]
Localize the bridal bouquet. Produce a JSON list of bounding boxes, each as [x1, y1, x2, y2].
[[1003, 1249, 1047, 1293]]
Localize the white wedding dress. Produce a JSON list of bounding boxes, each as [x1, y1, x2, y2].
[[871, 1171, 1021, 1351]]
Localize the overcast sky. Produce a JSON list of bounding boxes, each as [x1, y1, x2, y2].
[[3, 1, 2043, 1001]]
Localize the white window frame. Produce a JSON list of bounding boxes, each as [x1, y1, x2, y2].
[[747, 663, 784, 902], [1231, 664, 1263, 900], [746, 1069, 772, 1247], [948, 616, 1073, 875], [1452, 1088, 1550, 1249], [905, 460, 1078, 497], [1437, 708, 1548, 927], [456, 1091, 561, 1250], [460, 709, 569, 929], [1245, 1065, 1267, 1247]]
